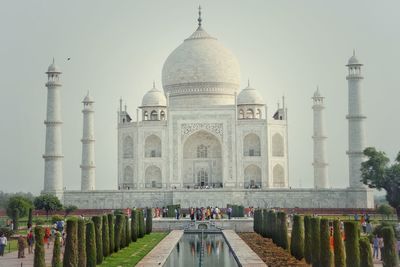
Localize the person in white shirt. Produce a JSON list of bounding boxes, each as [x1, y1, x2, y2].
[[0, 233, 7, 256]]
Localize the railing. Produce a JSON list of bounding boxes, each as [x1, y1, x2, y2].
[[243, 182, 262, 189], [182, 183, 224, 189], [144, 183, 163, 189]]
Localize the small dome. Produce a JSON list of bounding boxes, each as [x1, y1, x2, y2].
[[47, 59, 61, 73], [237, 83, 264, 105], [83, 92, 94, 103], [347, 51, 362, 66], [313, 87, 321, 98], [141, 84, 167, 107]]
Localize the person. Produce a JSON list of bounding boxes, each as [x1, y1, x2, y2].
[[27, 230, 35, 254], [378, 236, 384, 260], [17, 235, 26, 258], [361, 221, 367, 234], [373, 235, 379, 259], [227, 207, 232, 220], [354, 213, 359, 221], [44, 227, 51, 249], [0, 234, 7, 256]]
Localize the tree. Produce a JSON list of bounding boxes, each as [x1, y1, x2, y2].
[[277, 212, 289, 250], [27, 207, 33, 228], [125, 215, 131, 245], [290, 215, 304, 260], [333, 220, 345, 267], [85, 221, 96, 267], [377, 204, 395, 220], [107, 214, 114, 253], [359, 237, 373, 267], [52, 232, 62, 267], [304, 216, 312, 264], [102, 215, 110, 257], [344, 221, 360, 267], [138, 210, 145, 238], [92, 216, 103, 264], [33, 194, 62, 219], [131, 209, 138, 242], [320, 218, 332, 267], [6, 195, 32, 230], [146, 208, 153, 234], [78, 219, 87, 267], [63, 218, 78, 267], [114, 214, 123, 252], [381, 226, 399, 267], [361, 147, 400, 219], [34, 226, 45, 267], [120, 215, 126, 248], [311, 217, 321, 267], [270, 211, 277, 244], [64, 205, 78, 217]]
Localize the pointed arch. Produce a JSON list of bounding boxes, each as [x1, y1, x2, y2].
[[145, 134, 161, 157], [273, 164, 285, 187], [246, 109, 254, 119], [243, 133, 261, 156], [145, 165, 162, 188], [150, 110, 158, 120], [244, 164, 261, 188], [239, 109, 244, 119], [272, 133, 284, 157], [123, 166, 133, 183], [123, 135, 133, 158]]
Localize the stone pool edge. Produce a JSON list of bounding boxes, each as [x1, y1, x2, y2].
[[136, 230, 184, 267], [222, 230, 267, 267]]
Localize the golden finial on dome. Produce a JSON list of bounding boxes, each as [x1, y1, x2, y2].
[[198, 5, 202, 27]]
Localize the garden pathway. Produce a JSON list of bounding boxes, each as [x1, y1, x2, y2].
[[0, 242, 58, 267]]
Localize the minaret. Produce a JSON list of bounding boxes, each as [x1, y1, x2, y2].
[[43, 59, 63, 196], [80, 92, 96, 191], [312, 87, 328, 188], [346, 51, 366, 188]]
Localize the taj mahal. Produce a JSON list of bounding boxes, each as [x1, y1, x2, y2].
[[42, 8, 373, 209]]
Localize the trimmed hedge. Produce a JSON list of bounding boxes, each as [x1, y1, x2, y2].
[[146, 208, 153, 234], [270, 211, 278, 244], [131, 209, 138, 242], [344, 221, 360, 267], [92, 216, 103, 264], [381, 226, 399, 267], [320, 218, 332, 267], [125, 215, 131, 245], [27, 207, 33, 228], [120, 215, 126, 248], [77, 219, 87, 267], [166, 204, 180, 217], [277, 212, 289, 250], [85, 220, 96, 267], [33, 226, 45, 267], [304, 216, 312, 264], [266, 210, 274, 238], [227, 204, 244, 217], [52, 232, 62, 267], [333, 220, 345, 267], [138, 210, 145, 238], [102, 215, 110, 257], [253, 209, 261, 234], [114, 214, 123, 252], [359, 237, 373, 267], [107, 214, 114, 254], [290, 215, 304, 260], [63, 218, 78, 267], [310, 217, 321, 267]]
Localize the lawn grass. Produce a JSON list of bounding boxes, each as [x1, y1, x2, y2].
[[4, 239, 18, 254], [99, 232, 168, 267]]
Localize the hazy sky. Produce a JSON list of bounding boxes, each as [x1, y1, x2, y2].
[[1, 1, 399, 194]]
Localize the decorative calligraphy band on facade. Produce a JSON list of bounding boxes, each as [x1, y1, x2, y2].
[[181, 123, 223, 140]]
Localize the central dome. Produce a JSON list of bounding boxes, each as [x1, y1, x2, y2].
[[161, 25, 241, 107]]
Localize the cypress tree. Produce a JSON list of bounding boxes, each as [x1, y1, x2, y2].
[[254, 209, 260, 234], [114, 214, 123, 252], [33, 226, 45, 267], [266, 210, 274, 238], [304, 215, 312, 264], [290, 215, 304, 260], [107, 214, 114, 253], [78, 219, 87, 267], [359, 237, 373, 267], [125, 215, 131, 245], [333, 220, 345, 267], [131, 209, 138, 242], [63, 218, 78, 267], [311, 217, 321, 267], [278, 212, 289, 250], [52, 232, 62, 267], [271, 211, 278, 244], [146, 208, 153, 234], [120, 215, 126, 248], [381, 226, 399, 267], [138, 209, 145, 238], [92, 216, 103, 264], [344, 221, 360, 267], [102, 215, 110, 257], [27, 207, 33, 228], [320, 218, 332, 267], [85, 221, 96, 267]]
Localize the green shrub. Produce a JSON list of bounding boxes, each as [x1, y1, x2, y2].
[[333, 220, 345, 267], [33, 226, 45, 267], [52, 232, 62, 267], [166, 204, 180, 217], [78, 219, 87, 267], [253, 209, 258, 233], [63, 218, 78, 267], [114, 214, 123, 252], [266, 210, 275, 238], [120, 215, 126, 248], [290, 215, 304, 260], [262, 209, 268, 238], [227, 204, 244, 217], [311, 217, 321, 267], [270, 211, 278, 244], [138, 210, 145, 238], [304, 216, 312, 264], [27, 207, 33, 228], [125, 215, 131, 245], [107, 214, 114, 253], [146, 208, 153, 234], [35, 218, 45, 226], [359, 237, 373, 267], [51, 215, 64, 224], [0, 227, 14, 239], [92, 216, 103, 264], [131, 209, 138, 242], [320, 218, 332, 267], [344, 221, 360, 267], [381, 226, 399, 267], [85, 221, 96, 267], [277, 212, 289, 250], [102, 215, 110, 257]]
